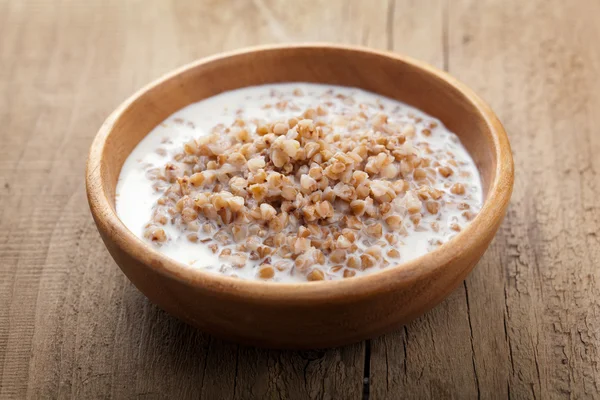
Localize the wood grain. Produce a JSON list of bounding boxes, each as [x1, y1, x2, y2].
[[0, 0, 598, 399]]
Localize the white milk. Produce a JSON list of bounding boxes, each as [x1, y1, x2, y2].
[[116, 83, 482, 282]]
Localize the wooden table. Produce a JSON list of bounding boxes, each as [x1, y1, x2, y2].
[[1, 0, 599, 398]]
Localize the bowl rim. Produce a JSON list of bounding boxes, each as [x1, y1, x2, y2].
[[86, 43, 514, 305]]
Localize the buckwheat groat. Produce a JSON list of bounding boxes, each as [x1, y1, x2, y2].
[[116, 83, 483, 282]]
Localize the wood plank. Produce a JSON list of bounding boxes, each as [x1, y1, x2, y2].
[[0, 0, 388, 398], [449, 0, 600, 398], [369, 0, 600, 399], [369, 1, 480, 398]]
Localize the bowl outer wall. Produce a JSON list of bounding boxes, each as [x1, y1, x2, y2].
[[86, 43, 514, 348]]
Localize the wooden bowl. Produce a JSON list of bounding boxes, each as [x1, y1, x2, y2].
[[86, 44, 513, 349]]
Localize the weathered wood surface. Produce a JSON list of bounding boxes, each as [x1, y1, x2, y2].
[[1, 0, 598, 398]]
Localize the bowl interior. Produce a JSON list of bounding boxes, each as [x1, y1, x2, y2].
[[100, 46, 497, 213]]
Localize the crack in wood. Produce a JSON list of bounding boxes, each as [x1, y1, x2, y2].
[[362, 340, 371, 400], [403, 325, 409, 380], [442, 0, 449, 71], [464, 281, 482, 400], [231, 346, 240, 400], [386, 0, 395, 51]]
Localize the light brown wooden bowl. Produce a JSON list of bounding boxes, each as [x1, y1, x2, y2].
[[86, 44, 513, 349]]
